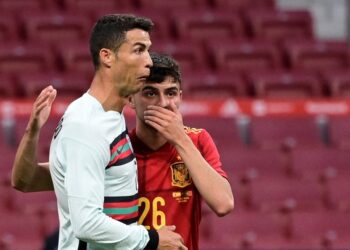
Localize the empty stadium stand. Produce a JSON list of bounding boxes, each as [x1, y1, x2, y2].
[[0, 1, 350, 249]]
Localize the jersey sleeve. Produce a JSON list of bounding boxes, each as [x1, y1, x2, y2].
[[57, 122, 150, 249], [197, 129, 228, 179]]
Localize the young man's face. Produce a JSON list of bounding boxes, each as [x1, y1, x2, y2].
[[112, 28, 152, 97], [130, 76, 182, 123]]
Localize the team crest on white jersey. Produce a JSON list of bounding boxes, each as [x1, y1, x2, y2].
[[170, 162, 192, 188]]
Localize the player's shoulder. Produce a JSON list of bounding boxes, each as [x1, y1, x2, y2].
[[62, 94, 118, 136], [65, 94, 94, 119], [184, 126, 214, 146]]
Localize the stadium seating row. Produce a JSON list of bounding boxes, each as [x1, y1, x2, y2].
[[0, 9, 313, 43], [199, 209, 350, 249], [0, 0, 275, 13], [1, 42, 350, 98]]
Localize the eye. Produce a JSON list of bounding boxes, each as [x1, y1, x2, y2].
[[134, 46, 145, 54], [143, 90, 156, 97], [167, 91, 178, 97]]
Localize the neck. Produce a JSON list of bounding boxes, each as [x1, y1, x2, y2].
[[135, 120, 167, 150], [89, 71, 126, 112]]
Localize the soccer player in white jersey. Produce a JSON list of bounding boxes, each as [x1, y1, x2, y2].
[[16, 14, 186, 250]]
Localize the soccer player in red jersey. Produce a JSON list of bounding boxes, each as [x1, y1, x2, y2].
[[129, 52, 233, 250], [11, 53, 234, 250]]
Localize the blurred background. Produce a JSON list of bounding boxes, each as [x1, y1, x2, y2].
[[0, 0, 350, 249]]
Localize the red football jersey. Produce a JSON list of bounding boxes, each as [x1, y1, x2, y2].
[[130, 127, 228, 250]]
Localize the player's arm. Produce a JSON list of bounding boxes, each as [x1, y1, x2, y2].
[[144, 102, 234, 217], [11, 86, 55, 192]]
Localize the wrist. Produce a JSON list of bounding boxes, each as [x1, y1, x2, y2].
[[25, 120, 40, 135], [145, 229, 159, 250]]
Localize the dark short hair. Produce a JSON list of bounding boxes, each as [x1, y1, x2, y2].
[[147, 52, 182, 85], [89, 14, 153, 69]]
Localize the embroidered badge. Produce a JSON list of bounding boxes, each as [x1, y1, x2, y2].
[[170, 162, 192, 188]]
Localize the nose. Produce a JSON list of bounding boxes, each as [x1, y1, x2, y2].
[[158, 93, 169, 108], [145, 51, 153, 69]]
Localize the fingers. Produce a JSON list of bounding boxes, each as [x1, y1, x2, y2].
[[169, 100, 180, 115], [144, 106, 177, 123], [37, 85, 56, 105], [145, 105, 173, 115], [162, 225, 176, 231], [47, 88, 57, 105], [144, 106, 174, 129], [177, 238, 187, 250], [144, 113, 168, 127], [35, 85, 54, 104]]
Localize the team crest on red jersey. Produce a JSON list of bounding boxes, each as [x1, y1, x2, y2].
[[170, 162, 192, 188]]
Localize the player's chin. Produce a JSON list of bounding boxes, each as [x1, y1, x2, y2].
[[123, 82, 143, 96], [133, 80, 145, 92]]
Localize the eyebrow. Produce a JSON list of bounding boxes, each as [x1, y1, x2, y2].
[[142, 86, 179, 92], [142, 86, 158, 91], [164, 87, 179, 92], [133, 41, 151, 48]]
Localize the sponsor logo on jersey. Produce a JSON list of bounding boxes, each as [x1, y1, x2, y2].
[[170, 162, 192, 188], [172, 190, 193, 203]]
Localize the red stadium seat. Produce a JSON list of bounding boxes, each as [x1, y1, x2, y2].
[[249, 70, 323, 98], [289, 147, 350, 180], [210, 39, 283, 73], [22, 12, 91, 46], [0, 43, 56, 74], [0, 15, 20, 43], [0, 173, 13, 212], [322, 70, 350, 98], [138, 0, 208, 11], [246, 177, 323, 212], [63, 0, 135, 13], [152, 40, 209, 71], [56, 42, 93, 76], [0, 0, 55, 12], [183, 116, 245, 149], [13, 190, 56, 212], [250, 116, 325, 149], [328, 116, 350, 148], [200, 211, 287, 249], [326, 176, 350, 212], [183, 71, 247, 97], [17, 72, 89, 99], [0, 211, 43, 245], [132, 10, 173, 40], [172, 10, 244, 43], [246, 10, 313, 42], [285, 40, 350, 71], [210, 0, 275, 11], [92, 10, 178, 40], [289, 211, 350, 248], [0, 74, 18, 98], [226, 147, 288, 178], [0, 143, 16, 175]]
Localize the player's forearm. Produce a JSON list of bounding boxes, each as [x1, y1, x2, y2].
[[174, 137, 234, 216], [11, 127, 53, 192], [69, 196, 151, 249]]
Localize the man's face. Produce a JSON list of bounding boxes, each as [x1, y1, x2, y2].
[[112, 28, 152, 97], [131, 76, 182, 123]]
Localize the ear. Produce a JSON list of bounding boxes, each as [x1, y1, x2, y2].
[[179, 89, 183, 101], [127, 95, 136, 109], [99, 48, 113, 68]]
